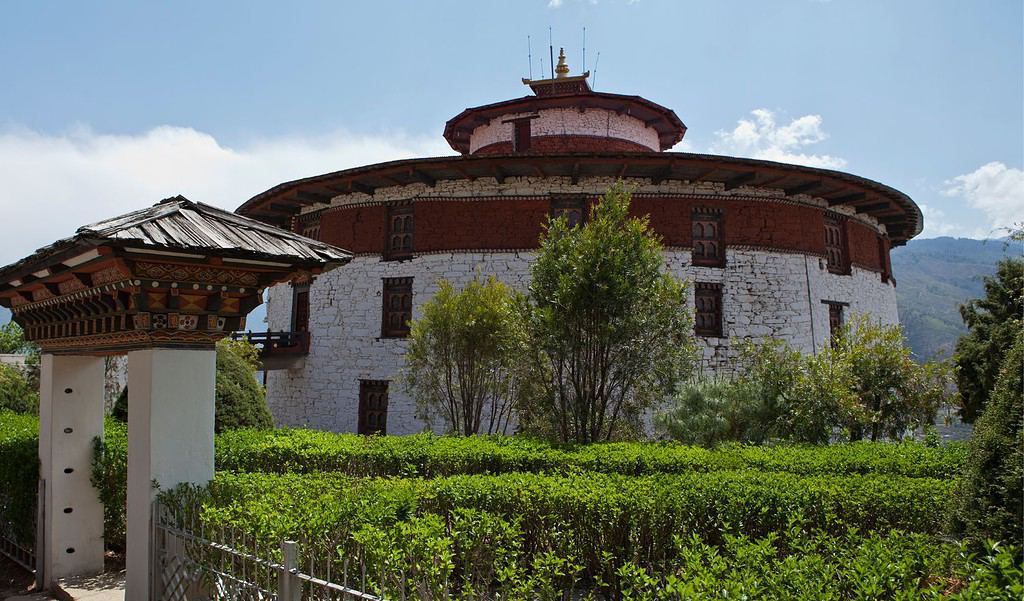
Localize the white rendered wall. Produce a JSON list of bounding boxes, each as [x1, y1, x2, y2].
[[265, 248, 897, 435], [468, 107, 661, 153], [125, 348, 216, 601], [38, 354, 106, 587]]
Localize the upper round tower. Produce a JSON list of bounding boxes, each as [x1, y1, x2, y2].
[[443, 48, 686, 155]]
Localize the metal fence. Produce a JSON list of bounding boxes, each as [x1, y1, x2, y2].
[[153, 500, 383, 601], [0, 479, 38, 575]]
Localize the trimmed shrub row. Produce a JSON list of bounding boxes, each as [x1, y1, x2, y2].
[[215, 427, 965, 479], [157, 471, 998, 599]]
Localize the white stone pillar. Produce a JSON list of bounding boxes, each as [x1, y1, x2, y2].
[[125, 348, 216, 601], [38, 354, 106, 588]]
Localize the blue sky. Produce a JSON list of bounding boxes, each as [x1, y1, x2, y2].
[[0, 0, 1021, 270]]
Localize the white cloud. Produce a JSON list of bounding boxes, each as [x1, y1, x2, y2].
[[547, 0, 563, 6], [942, 161, 1024, 235], [706, 108, 847, 169], [0, 125, 452, 265]]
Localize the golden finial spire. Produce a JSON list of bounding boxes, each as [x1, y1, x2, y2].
[[555, 47, 570, 78]]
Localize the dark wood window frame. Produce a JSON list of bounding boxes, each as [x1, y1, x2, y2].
[[291, 283, 310, 333], [691, 208, 725, 268], [358, 379, 389, 435], [824, 213, 850, 275], [381, 277, 413, 338], [694, 282, 723, 337], [877, 234, 893, 284], [384, 203, 414, 261], [550, 193, 587, 228], [503, 114, 540, 153], [822, 300, 849, 347]]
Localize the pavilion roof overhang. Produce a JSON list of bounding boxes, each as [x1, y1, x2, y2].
[[0, 196, 352, 354], [236, 152, 923, 245], [443, 92, 687, 153]]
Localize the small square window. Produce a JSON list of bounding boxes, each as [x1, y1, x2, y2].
[[382, 277, 413, 338], [694, 282, 723, 337], [358, 380, 389, 435], [550, 194, 586, 228], [692, 208, 725, 267], [385, 204, 414, 260]]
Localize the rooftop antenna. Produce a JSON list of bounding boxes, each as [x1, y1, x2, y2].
[[548, 26, 555, 79], [582, 27, 586, 72], [592, 51, 601, 89], [528, 35, 533, 80]]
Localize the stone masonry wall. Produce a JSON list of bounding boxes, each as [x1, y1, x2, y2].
[[264, 247, 897, 434]]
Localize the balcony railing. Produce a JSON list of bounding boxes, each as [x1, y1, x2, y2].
[[231, 331, 310, 369]]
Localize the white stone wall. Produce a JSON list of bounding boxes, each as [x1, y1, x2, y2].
[[468, 107, 661, 153], [265, 247, 896, 434]]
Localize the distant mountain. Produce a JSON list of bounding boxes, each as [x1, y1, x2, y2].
[[892, 237, 1017, 360]]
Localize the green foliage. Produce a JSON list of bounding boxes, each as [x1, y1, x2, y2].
[[0, 362, 38, 414], [955, 257, 1024, 422], [403, 275, 538, 435], [953, 334, 1024, 547], [0, 411, 38, 546], [92, 419, 128, 551], [0, 321, 30, 354], [525, 182, 697, 442], [661, 320, 956, 445], [215, 338, 272, 433]]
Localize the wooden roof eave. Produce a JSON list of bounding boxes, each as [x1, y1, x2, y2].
[[238, 152, 922, 243]]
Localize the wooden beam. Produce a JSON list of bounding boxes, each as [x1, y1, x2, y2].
[[784, 181, 823, 196], [350, 181, 375, 196], [493, 165, 506, 184], [724, 172, 757, 191], [826, 192, 867, 206], [409, 169, 436, 187], [854, 202, 891, 213], [617, 162, 631, 179], [570, 162, 581, 185], [269, 203, 301, 214], [295, 190, 333, 204]]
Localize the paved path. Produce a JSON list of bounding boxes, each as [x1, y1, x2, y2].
[[54, 572, 125, 601]]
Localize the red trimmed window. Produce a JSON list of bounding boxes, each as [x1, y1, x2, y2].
[[692, 209, 725, 267], [694, 282, 723, 337], [358, 380, 388, 435], [386, 204, 414, 260], [824, 301, 846, 347], [550, 194, 586, 228], [301, 222, 320, 241], [513, 119, 532, 152], [824, 214, 849, 274], [382, 277, 413, 338], [291, 284, 310, 333]]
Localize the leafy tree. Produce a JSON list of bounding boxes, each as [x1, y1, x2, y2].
[[0, 362, 38, 413], [955, 257, 1024, 422], [524, 182, 697, 443], [0, 322, 30, 354], [655, 379, 760, 446], [836, 316, 950, 441], [953, 333, 1023, 547], [403, 275, 538, 435], [215, 338, 273, 432], [113, 339, 272, 432]]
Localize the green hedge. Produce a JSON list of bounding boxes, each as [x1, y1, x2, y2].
[[214, 427, 964, 479], [0, 411, 38, 546], [162, 472, 984, 599]]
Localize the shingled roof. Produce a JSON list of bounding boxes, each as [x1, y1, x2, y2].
[[0, 195, 352, 287]]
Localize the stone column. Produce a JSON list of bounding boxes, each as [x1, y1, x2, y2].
[[125, 348, 216, 601], [38, 354, 106, 588]]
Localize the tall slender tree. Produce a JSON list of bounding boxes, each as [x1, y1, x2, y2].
[[524, 182, 696, 443]]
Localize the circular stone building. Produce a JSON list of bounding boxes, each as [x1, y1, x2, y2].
[[236, 51, 922, 435]]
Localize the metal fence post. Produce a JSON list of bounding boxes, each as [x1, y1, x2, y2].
[[279, 540, 300, 601]]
